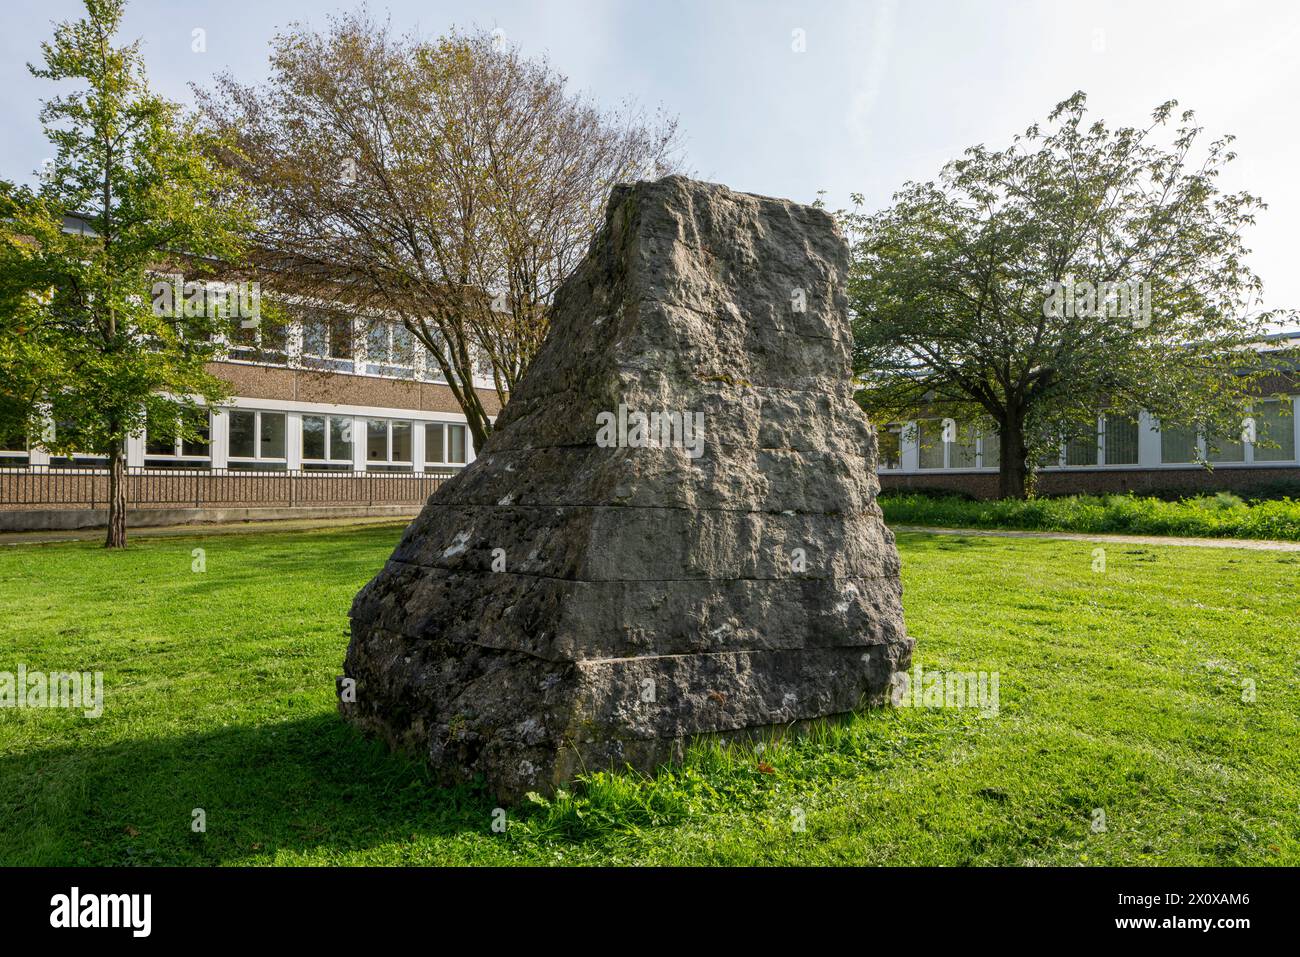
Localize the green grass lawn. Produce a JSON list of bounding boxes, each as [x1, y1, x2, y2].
[[1, 522, 1297, 866]]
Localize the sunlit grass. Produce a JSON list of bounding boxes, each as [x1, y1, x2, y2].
[[1, 523, 1296, 865]]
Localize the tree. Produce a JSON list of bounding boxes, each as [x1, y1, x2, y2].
[[197, 14, 682, 447], [845, 93, 1290, 498], [0, 0, 254, 546]]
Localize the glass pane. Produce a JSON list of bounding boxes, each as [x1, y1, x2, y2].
[[228, 410, 256, 458], [876, 428, 900, 470], [329, 316, 354, 359], [391, 324, 414, 366], [145, 413, 175, 455], [981, 423, 1000, 468], [181, 416, 210, 457], [260, 412, 286, 459], [391, 421, 412, 462], [425, 423, 445, 463], [302, 415, 326, 460], [261, 320, 288, 355], [1207, 431, 1244, 463], [230, 323, 257, 348], [330, 417, 353, 461], [1161, 424, 1199, 464], [949, 424, 977, 468], [449, 424, 467, 464], [1254, 400, 1296, 462], [1066, 426, 1100, 466], [0, 421, 27, 453], [1104, 416, 1139, 465], [918, 420, 945, 469], [367, 420, 388, 462], [366, 325, 389, 364], [303, 320, 328, 357]]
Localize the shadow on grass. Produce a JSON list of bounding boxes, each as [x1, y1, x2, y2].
[[0, 712, 500, 866]]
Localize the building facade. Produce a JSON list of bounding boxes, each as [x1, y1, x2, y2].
[[0, 307, 498, 530], [876, 354, 1300, 499]]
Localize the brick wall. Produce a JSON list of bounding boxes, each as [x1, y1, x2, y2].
[[208, 361, 503, 415]]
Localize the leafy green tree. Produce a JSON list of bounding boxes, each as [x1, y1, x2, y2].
[[0, 0, 253, 546], [846, 93, 1290, 498]]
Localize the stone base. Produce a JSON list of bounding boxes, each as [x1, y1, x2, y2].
[[341, 640, 909, 800]]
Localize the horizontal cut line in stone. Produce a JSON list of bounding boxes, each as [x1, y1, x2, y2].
[[387, 558, 899, 585], [575, 647, 889, 666], [502, 381, 857, 406], [632, 295, 851, 345], [418, 501, 883, 515], [419, 501, 880, 515], [480, 443, 870, 455]]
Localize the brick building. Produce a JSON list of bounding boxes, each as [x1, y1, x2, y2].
[[875, 333, 1300, 500], [1, 274, 500, 530]]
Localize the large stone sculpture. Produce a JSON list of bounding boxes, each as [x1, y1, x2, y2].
[[341, 176, 912, 799]]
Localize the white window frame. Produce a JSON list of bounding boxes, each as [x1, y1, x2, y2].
[[364, 322, 417, 379], [424, 421, 469, 466], [226, 408, 288, 468], [144, 410, 213, 467], [365, 417, 415, 470], [300, 413, 355, 470], [300, 314, 356, 373]]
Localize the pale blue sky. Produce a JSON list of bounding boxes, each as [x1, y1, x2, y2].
[[3, 0, 1297, 316]]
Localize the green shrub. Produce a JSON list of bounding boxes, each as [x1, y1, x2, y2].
[[879, 492, 1300, 541]]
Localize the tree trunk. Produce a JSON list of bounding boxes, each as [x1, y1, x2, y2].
[[997, 415, 1030, 500], [104, 440, 128, 548]]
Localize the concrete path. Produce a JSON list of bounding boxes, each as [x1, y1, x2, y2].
[[0, 514, 414, 546], [892, 525, 1300, 552]]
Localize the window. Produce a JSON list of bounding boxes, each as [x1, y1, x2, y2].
[[366, 418, 413, 471], [1253, 399, 1296, 462], [979, 422, 1000, 469], [0, 410, 30, 466], [48, 418, 107, 468], [918, 420, 945, 470], [876, 427, 901, 470], [1065, 423, 1100, 467], [1103, 416, 1139, 465], [449, 423, 467, 463], [227, 317, 288, 365], [1160, 424, 1199, 464], [424, 423, 444, 464], [302, 415, 354, 471], [365, 322, 416, 378], [1207, 428, 1245, 463], [424, 422, 468, 465], [144, 410, 211, 469], [301, 314, 355, 372], [948, 423, 978, 468], [227, 409, 287, 469]]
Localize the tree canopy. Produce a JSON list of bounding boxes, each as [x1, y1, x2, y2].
[[0, 0, 254, 545], [845, 92, 1291, 497], [198, 14, 683, 446]]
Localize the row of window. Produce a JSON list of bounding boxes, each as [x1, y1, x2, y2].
[[228, 314, 492, 385], [880, 400, 1297, 470], [2, 410, 468, 471]]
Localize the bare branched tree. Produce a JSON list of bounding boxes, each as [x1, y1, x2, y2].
[[196, 13, 683, 444]]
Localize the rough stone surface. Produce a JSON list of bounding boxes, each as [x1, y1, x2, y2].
[[341, 175, 912, 800]]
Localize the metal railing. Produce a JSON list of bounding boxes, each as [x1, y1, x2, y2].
[[0, 466, 459, 510]]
